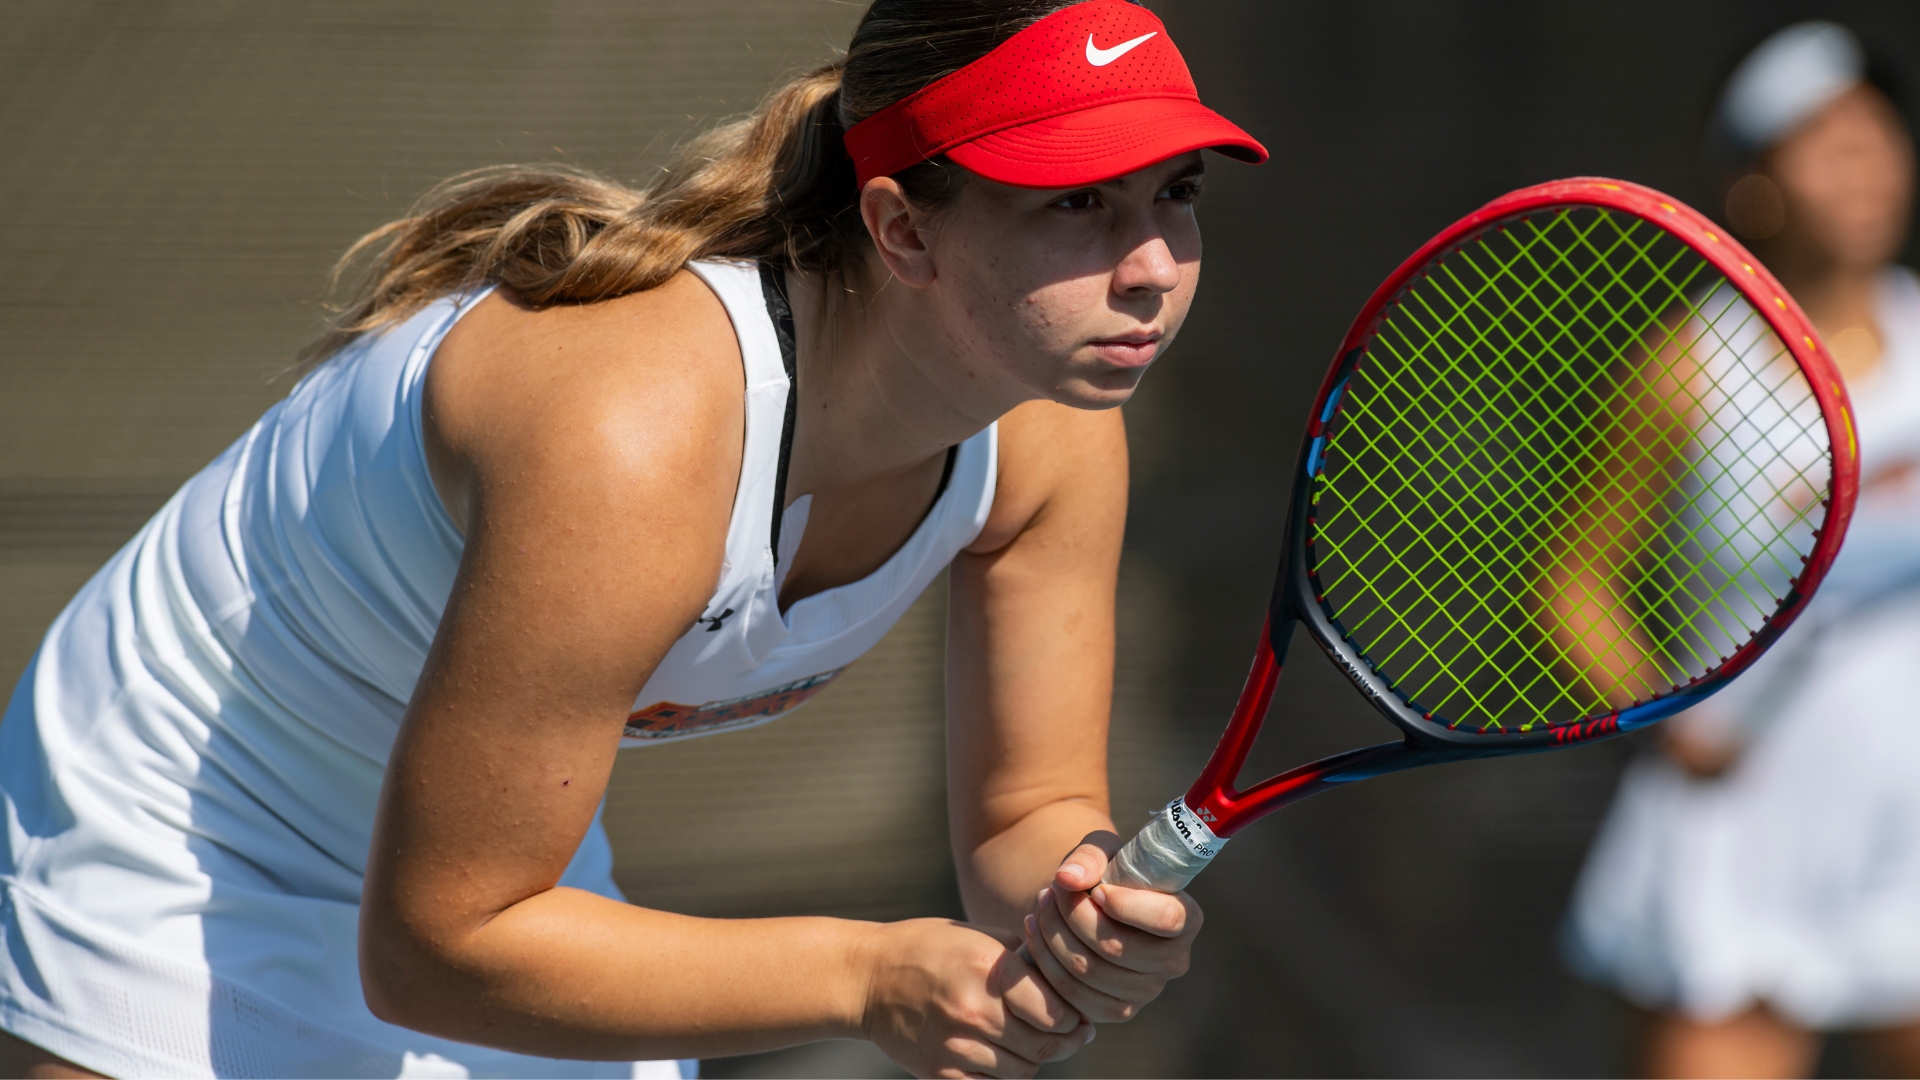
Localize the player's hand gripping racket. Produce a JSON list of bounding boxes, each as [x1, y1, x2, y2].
[[1107, 178, 1859, 892]]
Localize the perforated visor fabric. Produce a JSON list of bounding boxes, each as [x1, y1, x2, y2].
[[1307, 206, 1834, 734], [841, 0, 1264, 187]]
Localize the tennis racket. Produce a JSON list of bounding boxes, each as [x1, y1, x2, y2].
[[1107, 177, 1859, 892]]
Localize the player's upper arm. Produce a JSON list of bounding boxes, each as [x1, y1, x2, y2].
[[965, 399, 1129, 565], [948, 400, 1129, 844], [364, 272, 744, 962]]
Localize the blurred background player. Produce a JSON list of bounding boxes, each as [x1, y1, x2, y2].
[[1564, 21, 1920, 1080]]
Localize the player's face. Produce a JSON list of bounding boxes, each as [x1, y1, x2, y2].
[[1771, 85, 1915, 271], [925, 153, 1205, 410]]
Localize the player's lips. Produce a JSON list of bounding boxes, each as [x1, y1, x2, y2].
[[1089, 331, 1162, 367]]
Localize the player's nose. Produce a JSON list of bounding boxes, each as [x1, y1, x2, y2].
[[1113, 235, 1181, 296]]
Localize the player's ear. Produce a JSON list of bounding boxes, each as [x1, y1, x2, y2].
[[860, 178, 937, 288]]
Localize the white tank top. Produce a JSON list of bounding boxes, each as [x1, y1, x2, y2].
[[0, 259, 996, 1077], [625, 261, 997, 741]]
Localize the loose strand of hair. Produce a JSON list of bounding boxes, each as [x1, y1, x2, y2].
[[296, 1, 1090, 373]]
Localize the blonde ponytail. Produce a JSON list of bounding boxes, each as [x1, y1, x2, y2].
[[303, 0, 1099, 367], [301, 64, 848, 366]]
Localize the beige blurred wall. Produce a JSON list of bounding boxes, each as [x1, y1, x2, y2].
[[0, 0, 863, 684], [0, 1, 1181, 952]]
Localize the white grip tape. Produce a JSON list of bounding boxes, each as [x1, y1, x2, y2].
[[1103, 798, 1227, 893]]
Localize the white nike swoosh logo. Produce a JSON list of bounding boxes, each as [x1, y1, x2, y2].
[[1085, 31, 1156, 67]]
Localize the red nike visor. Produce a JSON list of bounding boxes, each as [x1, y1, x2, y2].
[[843, 0, 1267, 189]]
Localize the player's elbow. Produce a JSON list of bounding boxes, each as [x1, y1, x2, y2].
[[357, 899, 474, 1033], [360, 956, 410, 1027], [358, 919, 430, 1029]]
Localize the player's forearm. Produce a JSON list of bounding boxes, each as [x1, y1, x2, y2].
[[955, 796, 1115, 930], [361, 886, 872, 1060]]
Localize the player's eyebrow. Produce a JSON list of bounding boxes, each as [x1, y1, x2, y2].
[[1094, 160, 1205, 191]]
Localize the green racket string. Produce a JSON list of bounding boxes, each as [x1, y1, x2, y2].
[[1309, 207, 1832, 733]]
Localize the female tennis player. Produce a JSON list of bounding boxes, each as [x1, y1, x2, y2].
[[0, 1, 1265, 1077], [1565, 21, 1920, 1079]]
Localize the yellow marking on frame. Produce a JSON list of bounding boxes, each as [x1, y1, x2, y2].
[[1594, 182, 1621, 190], [1775, 297, 1787, 310], [1805, 335, 1816, 349], [1706, 232, 1721, 243], [1660, 202, 1676, 212], [1743, 263, 1755, 274], [1845, 407, 1857, 459]]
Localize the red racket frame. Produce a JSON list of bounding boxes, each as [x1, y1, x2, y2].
[[1185, 178, 1859, 839]]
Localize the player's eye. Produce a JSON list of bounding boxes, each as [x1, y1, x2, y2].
[[1052, 189, 1101, 211], [1160, 177, 1204, 202]]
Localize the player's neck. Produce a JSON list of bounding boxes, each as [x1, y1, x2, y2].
[[780, 265, 1024, 499]]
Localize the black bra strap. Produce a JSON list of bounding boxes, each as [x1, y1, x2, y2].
[[759, 262, 799, 566], [934, 444, 958, 501], [758, 262, 959, 566]]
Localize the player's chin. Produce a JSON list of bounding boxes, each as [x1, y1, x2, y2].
[[1049, 366, 1150, 410]]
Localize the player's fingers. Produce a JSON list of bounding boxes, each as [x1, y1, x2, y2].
[[1052, 832, 1119, 893], [1021, 911, 1143, 1024], [949, 1033, 1039, 1078], [1049, 885, 1192, 977], [932, 1033, 1040, 1080], [1090, 881, 1202, 939], [983, 1005, 1093, 1066], [948, 1013, 1085, 1080], [990, 947, 1082, 1034], [1031, 902, 1169, 1000]]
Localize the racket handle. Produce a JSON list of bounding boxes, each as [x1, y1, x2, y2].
[[1102, 798, 1226, 893], [1014, 800, 1221, 966]]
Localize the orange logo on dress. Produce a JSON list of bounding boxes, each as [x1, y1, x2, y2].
[[623, 669, 845, 740]]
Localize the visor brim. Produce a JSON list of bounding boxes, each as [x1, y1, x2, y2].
[[944, 96, 1268, 189]]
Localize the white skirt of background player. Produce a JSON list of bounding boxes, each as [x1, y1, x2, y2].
[[1564, 267, 1920, 1028]]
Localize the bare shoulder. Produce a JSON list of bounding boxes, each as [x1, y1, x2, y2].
[[424, 269, 746, 531], [967, 400, 1128, 555]]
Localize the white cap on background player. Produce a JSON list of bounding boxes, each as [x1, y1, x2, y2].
[[1715, 21, 1866, 153]]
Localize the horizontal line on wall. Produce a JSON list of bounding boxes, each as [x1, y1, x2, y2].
[[0, 482, 176, 554]]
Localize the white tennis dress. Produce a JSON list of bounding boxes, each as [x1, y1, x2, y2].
[[1565, 267, 1920, 1028], [0, 260, 997, 1077]]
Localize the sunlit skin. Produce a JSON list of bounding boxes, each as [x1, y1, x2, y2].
[[153, 150, 1224, 1080], [778, 153, 1204, 498], [881, 158, 1202, 406]]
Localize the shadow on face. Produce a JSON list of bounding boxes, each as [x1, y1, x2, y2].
[[918, 154, 1207, 409]]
